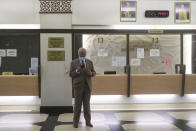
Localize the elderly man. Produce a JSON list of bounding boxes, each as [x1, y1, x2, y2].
[[69, 48, 96, 128]]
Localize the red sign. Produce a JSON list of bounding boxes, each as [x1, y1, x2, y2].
[[145, 10, 169, 18]]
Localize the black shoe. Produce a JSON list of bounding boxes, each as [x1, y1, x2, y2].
[[73, 124, 78, 128], [86, 123, 93, 127]]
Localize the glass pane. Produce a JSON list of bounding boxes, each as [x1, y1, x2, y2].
[[129, 35, 180, 74], [0, 35, 39, 75], [83, 34, 126, 74]]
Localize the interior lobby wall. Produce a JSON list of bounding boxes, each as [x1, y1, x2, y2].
[[72, 0, 196, 26], [0, 0, 40, 24], [0, 0, 195, 26]]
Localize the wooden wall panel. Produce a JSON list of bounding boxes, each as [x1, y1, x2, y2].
[[0, 75, 39, 96], [185, 74, 196, 94], [92, 74, 183, 95], [131, 74, 182, 94], [1, 74, 195, 96], [92, 75, 127, 95]]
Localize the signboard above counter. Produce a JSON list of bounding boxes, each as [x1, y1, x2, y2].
[[145, 10, 169, 18]]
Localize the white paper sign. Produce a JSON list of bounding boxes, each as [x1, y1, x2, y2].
[[112, 57, 117, 67], [30, 57, 38, 74], [137, 48, 144, 58], [119, 56, 126, 67], [29, 67, 38, 75], [112, 56, 126, 67], [7, 49, 17, 57], [131, 58, 141, 66], [98, 49, 108, 56], [150, 49, 160, 56], [0, 50, 6, 57], [31, 57, 38, 68], [86, 50, 91, 59]]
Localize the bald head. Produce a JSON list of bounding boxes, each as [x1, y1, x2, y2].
[[78, 48, 86, 57]]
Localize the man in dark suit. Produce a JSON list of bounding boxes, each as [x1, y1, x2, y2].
[[69, 48, 96, 128]]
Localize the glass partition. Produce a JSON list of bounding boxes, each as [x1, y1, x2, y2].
[[82, 34, 126, 74], [81, 33, 195, 96], [129, 35, 181, 74], [0, 34, 39, 75]]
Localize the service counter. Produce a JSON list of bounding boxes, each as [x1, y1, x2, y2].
[[0, 74, 195, 96], [0, 75, 39, 96], [185, 74, 196, 94], [130, 74, 181, 94], [92, 74, 127, 95], [92, 74, 196, 95]]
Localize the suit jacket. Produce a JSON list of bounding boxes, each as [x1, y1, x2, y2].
[[69, 58, 96, 92]]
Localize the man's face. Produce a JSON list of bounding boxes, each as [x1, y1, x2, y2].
[[79, 50, 86, 57]]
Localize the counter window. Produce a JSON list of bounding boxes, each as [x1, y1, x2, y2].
[[129, 35, 180, 74], [83, 34, 127, 75]]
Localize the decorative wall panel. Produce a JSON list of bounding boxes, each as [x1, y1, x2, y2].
[[39, 0, 72, 14]]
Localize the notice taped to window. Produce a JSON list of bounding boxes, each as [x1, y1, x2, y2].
[[7, 49, 17, 57]]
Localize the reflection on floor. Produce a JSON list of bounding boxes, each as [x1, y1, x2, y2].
[[0, 110, 196, 131]]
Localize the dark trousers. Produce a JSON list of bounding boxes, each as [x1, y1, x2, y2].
[[73, 86, 91, 125]]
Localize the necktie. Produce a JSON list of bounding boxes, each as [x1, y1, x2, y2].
[[82, 60, 85, 67]]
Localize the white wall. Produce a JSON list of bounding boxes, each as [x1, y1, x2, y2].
[[0, 0, 40, 24], [72, 0, 196, 26], [1, 0, 196, 26], [40, 14, 72, 107], [40, 14, 72, 29]]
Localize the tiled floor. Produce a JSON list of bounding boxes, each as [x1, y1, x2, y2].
[[0, 110, 196, 131], [122, 123, 181, 131]]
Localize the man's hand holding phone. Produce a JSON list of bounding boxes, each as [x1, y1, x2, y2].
[[76, 66, 82, 72], [87, 69, 92, 76]]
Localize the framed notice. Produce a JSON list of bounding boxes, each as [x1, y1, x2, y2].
[[175, 2, 191, 24], [48, 37, 64, 48], [120, 1, 137, 22], [48, 51, 65, 61]]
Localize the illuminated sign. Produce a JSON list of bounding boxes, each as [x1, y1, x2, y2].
[[145, 10, 169, 18]]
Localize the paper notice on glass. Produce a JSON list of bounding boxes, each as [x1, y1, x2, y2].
[[137, 48, 144, 58], [112, 57, 117, 67], [119, 56, 126, 66], [7, 49, 17, 57], [165, 56, 172, 66], [98, 49, 108, 56], [29, 67, 38, 75], [31, 57, 38, 68], [150, 49, 160, 56], [131, 58, 141, 66], [0, 50, 6, 57], [112, 56, 126, 67], [86, 50, 91, 59]]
